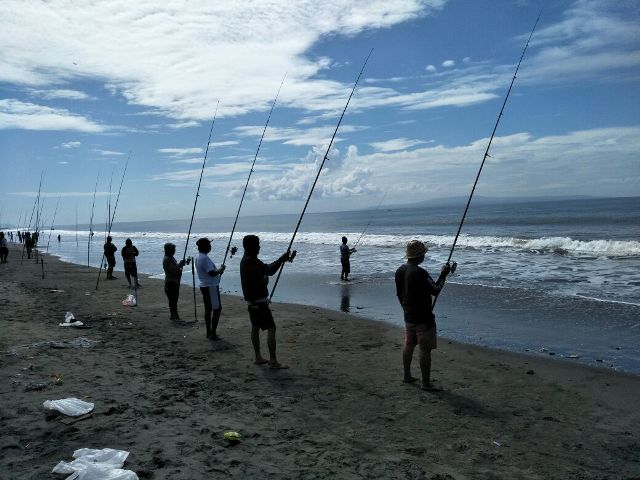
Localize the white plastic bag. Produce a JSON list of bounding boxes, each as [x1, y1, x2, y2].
[[52, 448, 138, 480], [43, 398, 94, 416], [60, 311, 84, 327], [122, 294, 137, 307], [65, 312, 76, 322]]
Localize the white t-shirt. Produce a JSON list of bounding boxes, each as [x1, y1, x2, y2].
[[195, 252, 220, 288]]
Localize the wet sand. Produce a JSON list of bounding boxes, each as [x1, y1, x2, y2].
[[1, 244, 639, 479]]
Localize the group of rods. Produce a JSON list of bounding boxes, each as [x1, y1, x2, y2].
[[11, 15, 540, 315]]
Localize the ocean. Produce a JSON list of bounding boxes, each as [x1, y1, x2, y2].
[[28, 196, 640, 373]]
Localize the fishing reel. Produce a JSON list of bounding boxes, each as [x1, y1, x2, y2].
[[230, 246, 238, 258], [288, 250, 297, 262], [448, 261, 457, 275]]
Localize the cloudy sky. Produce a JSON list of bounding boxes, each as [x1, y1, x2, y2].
[[1, 0, 638, 226]]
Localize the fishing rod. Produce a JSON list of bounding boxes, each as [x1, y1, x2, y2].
[[96, 155, 130, 290], [21, 186, 39, 262], [34, 183, 46, 263], [75, 205, 79, 248], [182, 103, 219, 323], [182, 102, 219, 265], [222, 76, 286, 267], [45, 196, 61, 253], [352, 192, 387, 250], [432, 13, 541, 308], [87, 172, 100, 267], [269, 50, 373, 301]]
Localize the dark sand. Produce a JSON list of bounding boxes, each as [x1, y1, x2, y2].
[[1, 245, 639, 479]]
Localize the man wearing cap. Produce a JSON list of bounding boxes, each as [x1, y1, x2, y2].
[[395, 240, 451, 391], [240, 234, 295, 369], [162, 242, 189, 321], [194, 237, 226, 340]]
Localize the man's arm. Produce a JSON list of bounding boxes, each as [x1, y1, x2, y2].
[[266, 251, 296, 276]]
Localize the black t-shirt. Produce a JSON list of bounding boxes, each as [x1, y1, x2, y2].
[[240, 255, 283, 303], [104, 242, 117, 258], [395, 263, 440, 325]]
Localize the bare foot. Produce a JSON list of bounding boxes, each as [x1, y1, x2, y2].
[[210, 335, 221, 341], [421, 383, 443, 392], [269, 362, 289, 370], [403, 376, 418, 384], [254, 358, 269, 365]]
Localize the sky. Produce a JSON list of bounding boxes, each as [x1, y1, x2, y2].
[[0, 0, 639, 227]]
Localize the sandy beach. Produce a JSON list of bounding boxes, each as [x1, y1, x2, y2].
[[1, 244, 639, 479]]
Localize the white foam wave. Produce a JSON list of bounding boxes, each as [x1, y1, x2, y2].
[[51, 230, 640, 257]]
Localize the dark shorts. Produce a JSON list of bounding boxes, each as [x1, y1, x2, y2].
[[106, 257, 116, 268], [0, 247, 8, 255], [341, 258, 350, 274], [124, 262, 137, 276], [200, 286, 221, 311], [248, 302, 276, 331]]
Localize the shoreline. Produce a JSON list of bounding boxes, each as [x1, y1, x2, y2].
[[2, 245, 639, 479]]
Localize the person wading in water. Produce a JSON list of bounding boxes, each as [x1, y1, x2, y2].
[[340, 236, 356, 281]]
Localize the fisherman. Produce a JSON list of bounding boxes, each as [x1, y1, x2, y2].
[[103, 236, 118, 279], [162, 243, 188, 321], [121, 238, 141, 288], [24, 232, 33, 259], [0, 232, 8, 263], [240, 235, 295, 369], [340, 236, 357, 281], [194, 238, 226, 340], [57, 234, 61, 243], [395, 240, 451, 392], [17, 231, 22, 243]]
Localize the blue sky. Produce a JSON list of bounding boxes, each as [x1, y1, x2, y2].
[[1, 0, 638, 226]]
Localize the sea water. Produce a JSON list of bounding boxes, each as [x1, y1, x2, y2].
[[39, 197, 640, 373]]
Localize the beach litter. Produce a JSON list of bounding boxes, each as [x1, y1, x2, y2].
[[60, 311, 84, 328], [52, 448, 138, 480], [122, 294, 137, 307], [43, 398, 94, 416]]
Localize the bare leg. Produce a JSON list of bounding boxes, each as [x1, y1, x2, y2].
[[402, 344, 418, 383], [210, 309, 221, 339], [419, 345, 441, 391], [267, 326, 288, 369], [251, 325, 267, 364], [204, 310, 212, 338], [125, 271, 132, 287]]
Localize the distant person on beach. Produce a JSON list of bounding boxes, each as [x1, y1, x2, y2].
[[121, 238, 141, 288], [162, 243, 188, 321], [340, 236, 356, 281], [57, 234, 61, 243], [17, 231, 22, 243], [240, 234, 295, 369], [0, 232, 8, 263], [104, 236, 118, 279], [195, 238, 226, 340], [24, 232, 33, 259], [395, 240, 451, 392]]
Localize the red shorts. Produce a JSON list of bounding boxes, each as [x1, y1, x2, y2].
[[404, 322, 437, 350]]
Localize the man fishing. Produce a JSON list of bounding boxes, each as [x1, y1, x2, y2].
[[103, 236, 118, 279], [340, 236, 356, 281], [395, 240, 451, 392], [194, 238, 226, 340], [240, 235, 295, 369], [121, 238, 141, 288], [163, 243, 189, 321]]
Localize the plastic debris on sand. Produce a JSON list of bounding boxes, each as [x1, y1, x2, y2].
[[43, 398, 95, 416], [52, 448, 138, 480]]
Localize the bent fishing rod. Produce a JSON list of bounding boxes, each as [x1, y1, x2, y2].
[[87, 172, 100, 267], [352, 191, 387, 250], [182, 102, 220, 322], [45, 196, 61, 253], [96, 155, 130, 290], [432, 13, 541, 309], [269, 50, 373, 301], [222, 76, 286, 267]]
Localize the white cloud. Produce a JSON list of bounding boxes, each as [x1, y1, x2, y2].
[[157, 147, 203, 157], [60, 141, 81, 149], [166, 121, 200, 129], [0, 99, 105, 132], [441, 60, 455, 68], [210, 141, 239, 147], [425, 65, 437, 72], [28, 88, 92, 100], [0, 1, 446, 121], [93, 149, 126, 156], [57, 161, 69, 165], [370, 138, 430, 152], [234, 124, 365, 147]]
